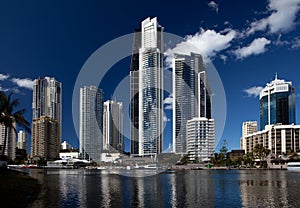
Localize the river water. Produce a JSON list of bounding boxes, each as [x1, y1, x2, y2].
[[28, 169, 300, 208]]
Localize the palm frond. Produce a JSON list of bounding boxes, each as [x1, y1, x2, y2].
[[10, 98, 20, 108]]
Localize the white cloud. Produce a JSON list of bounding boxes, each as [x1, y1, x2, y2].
[[243, 86, 264, 97], [164, 94, 173, 110], [234, 37, 271, 59], [274, 34, 289, 46], [163, 115, 171, 122], [0, 73, 9, 81], [291, 37, 300, 49], [246, 0, 300, 35], [11, 78, 34, 90], [219, 54, 228, 63], [208, 1, 219, 14], [165, 28, 236, 67], [0, 85, 9, 92]]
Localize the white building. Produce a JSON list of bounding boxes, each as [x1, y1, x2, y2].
[[101, 152, 121, 163], [186, 117, 215, 162], [79, 86, 103, 163], [240, 121, 258, 150], [103, 100, 124, 151], [138, 17, 164, 156], [61, 141, 71, 150], [59, 152, 80, 160], [31, 77, 62, 159], [17, 130, 28, 151], [0, 122, 16, 160], [241, 124, 300, 155]]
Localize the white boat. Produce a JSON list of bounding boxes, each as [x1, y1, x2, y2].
[[287, 162, 300, 171]]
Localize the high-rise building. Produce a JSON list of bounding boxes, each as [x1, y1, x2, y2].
[[17, 130, 28, 151], [242, 121, 258, 137], [130, 17, 164, 156], [186, 117, 215, 162], [0, 122, 16, 160], [79, 86, 103, 162], [172, 53, 211, 154], [103, 100, 124, 152], [32, 116, 59, 160], [260, 75, 295, 130], [240, 121, 258, 150], [31, 77, 62, 160], [130, 28, 141, 155]]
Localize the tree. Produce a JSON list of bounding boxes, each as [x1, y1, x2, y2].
[[179, 154, 189, 165], [218, 139, 228, 162], [0, 92, 31, 160], [253, 144, 270, 161]]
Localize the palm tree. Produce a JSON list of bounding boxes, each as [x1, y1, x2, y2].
[[0, 92, 31, 160]]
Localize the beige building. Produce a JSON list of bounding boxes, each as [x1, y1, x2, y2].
[[240, 121, 258, 150], [17, 130, 28, 151], [241, 124, 300, 155], [31, 116, 60, 160]]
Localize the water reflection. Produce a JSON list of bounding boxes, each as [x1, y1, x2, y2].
[[240, 170, 292, 207], [29, 169, 300, 207]]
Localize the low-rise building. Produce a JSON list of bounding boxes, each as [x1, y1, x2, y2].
[[186, 117, 215, 162], [241, 124, 300, 155], [59, 152, 80, 160]]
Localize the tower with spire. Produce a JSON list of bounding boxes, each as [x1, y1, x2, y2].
[[259, 74, 296, 130]]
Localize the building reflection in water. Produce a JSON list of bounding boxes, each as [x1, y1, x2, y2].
[[31, 169, 300, 207], [30, 169, 61, 208], [239, 170, 289, 207], [169, 170, 215, 207]]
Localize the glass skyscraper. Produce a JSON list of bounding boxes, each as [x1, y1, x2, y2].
[[260, 75, 295, 130], [130, 17, 164, 156], [79, 86, 103, 162], [172, 53, 211, 154], [103, 100, 124, 152]]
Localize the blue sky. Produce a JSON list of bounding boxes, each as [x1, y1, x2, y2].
[[1, 0, 300, 152]]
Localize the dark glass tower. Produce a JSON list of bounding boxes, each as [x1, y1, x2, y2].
[[259, 76, 295, 130], [130, 29, 141, 155], [173, 53, 211, 153]]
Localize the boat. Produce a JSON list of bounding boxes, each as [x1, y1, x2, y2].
[[287, 162, 300, 171], [46, 159, 91, 169]]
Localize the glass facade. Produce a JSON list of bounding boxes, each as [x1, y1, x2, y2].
[[130, 17, 164, 156], [173, 53, 211, 154], [260, 79, 295, 130]]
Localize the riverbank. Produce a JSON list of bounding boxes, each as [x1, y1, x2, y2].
[[0, 168, 42, 208]]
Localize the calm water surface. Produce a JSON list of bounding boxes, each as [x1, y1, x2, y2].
[[29, 169, 300, 208]]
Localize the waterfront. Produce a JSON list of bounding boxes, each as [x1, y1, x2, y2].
[[28, 169, 300, 208]]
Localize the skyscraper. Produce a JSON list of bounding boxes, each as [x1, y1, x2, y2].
[[172, 53, 211, 153], [31, 77, 62, 160], [79, 86, 103, 162], [0, 122, 16, 160], [186, 117, 215, 162], [130, 17, 164, 156], [103, 100, 124, 152], [130, 28, 141, 155], [32, 116, 59, 159], [17, 130, 28, 151], [260, 75, 295, 130]]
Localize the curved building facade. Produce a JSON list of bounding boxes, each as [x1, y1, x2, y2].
[[260, 75, 295, 130]]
